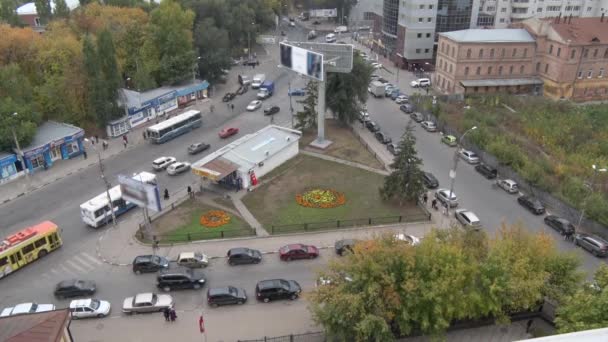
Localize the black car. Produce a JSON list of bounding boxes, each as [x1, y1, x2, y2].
[[374, 132, 392, 144], [255, 279, 301, 303], [544, 215, 576, 235], [366, 121, 380, 132], [222, 92, 236, 102], [517, 195, 545, 215], [574, 233, 608, 257], [188, 142, 210, 155], [236, 84, 249, 95], [421, 172, 439, 189], [132, 255, 170, 274], [474, 164, 497, 179], [264, 106, 280, 116], [54, 279, 96, 299], [334, 239, 360, 256], [387, 143, 401, 156], [242, 58, 258, 67], [227, 247, 262, 265], [156, 266, 206, 291], [207, 286, 247, 307], [400, 104, 414, 114]]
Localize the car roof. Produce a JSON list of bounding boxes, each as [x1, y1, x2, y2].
[[503, 179, 516, 185], [159, 266, 190, 276], [286, 243, 305, 250], [134, 293, 154, 303], [179, 252, 196, 259], [69, 299, 93, 308], [208, 287, 233, 296], [257, 279, 286, 289], [154, 157, 169, 162], [229, 247, 250, 255], [135, 255, 153, 262], [57, 279, 78, 287], [457, 210, 480, 222]]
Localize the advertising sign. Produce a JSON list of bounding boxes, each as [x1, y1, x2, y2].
[[118, 174, 162, 212], [280, 42, 324, 81], [310, 8, 337, 18]]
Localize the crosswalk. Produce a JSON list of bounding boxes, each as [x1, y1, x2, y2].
[[41, 251, 104, 280]]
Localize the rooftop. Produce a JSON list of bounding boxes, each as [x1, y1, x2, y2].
[[120, 79, 208, 109], [546, 17, 608, 45], [0, 309, 70, 342], [16, 0, 80, 15], [21, 121, 83, 153], [441, 29, 535, 43]]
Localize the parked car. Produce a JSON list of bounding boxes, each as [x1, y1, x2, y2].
[[375, 131, 392, 144], [236, 84, 249, 95], [188, 142, 210, 155], [395, 95, 409, 104], [358, 111, 370, 123], [222, 92, 236, 102], [122, 293, 173, 314], [307, 30, 317, 39], [167, 162, 191, 176], [410, 112, 424, 122], [544, 215, 576, 235], [400, 104, 414, 114], [219, 127, 239, 138], [420, 121, 437, 132], [497, 179, 519, 194], [366, 121, 380, 132], [69, 299, 111, 319], [246, 100, 262, 111], [458, 149, 480, 164], [421, 172, 439, 189], [517, 195, 546, 215], [441, 135, 457, 147], [454, 209, 482, 229], [1, 303, 56, 317], [288, 88, 306, 96], [227, 247, 263, 265], [435, 188, 458, 207], [394, 233, 421, 246], [334, 239, 361, 256], [54, 279, 97, 299], [387, 143, 400, 156], [279, 243, 319, 261], [574, 233, 608, 257], [410, 78, 431, 88], [152, 156, 176, 171], [132, 255, 170, 274], [263, 105, 280, 116], [175, 252, 209, 268], [475, 164, 497, 179], [157, 266, 206, 292], [390, 91, 404, 100], [207, 286, 248, 307], [255, 279, 301, 303]]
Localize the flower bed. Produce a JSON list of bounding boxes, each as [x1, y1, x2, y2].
[[200, 210, 231, 228], [296, 188, 346, 209]]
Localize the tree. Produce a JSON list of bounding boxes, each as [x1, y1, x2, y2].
[[0, 0, 22, 26], [34, 0, 52, 25], [0, 64, 39, 150], [325, 53, 373, 125], [97, 29, 122, 120], [379, 121, 425, 205], [53, 0, 70, 18], [194, 17, 231, 84], [82, 35, 108, 127], [294, 80, 318, 131]]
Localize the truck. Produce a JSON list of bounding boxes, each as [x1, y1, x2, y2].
[[251, 74, 266, 89], [370, 80, 386, 98], [257, 80, 275, 99]]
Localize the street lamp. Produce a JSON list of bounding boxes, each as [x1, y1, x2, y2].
[[248, 22, 256, 60], [85, 138, 117, 229], [577, 164, 607, 230], [446, 126, 477, 218], [277, 64, 295, 128], [10, 112, 31, 185]]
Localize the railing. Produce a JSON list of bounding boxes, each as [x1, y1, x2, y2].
[[136, 227, 256, 243], [238, 331, 325, 342]]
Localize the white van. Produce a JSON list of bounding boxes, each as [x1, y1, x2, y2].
[[334, 26, 348, 33], [325, 33, 336, 43], [410, 78, 431, 88]]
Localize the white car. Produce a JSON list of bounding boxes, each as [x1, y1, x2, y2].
[[410, 78, 431, 88], [122, 292, 173, 314], [497, 179, 519, 194], [435, 188, 458, 208], [394, 233, 421, 246], [454, 209, 482, 229], [152, 156, 176, 171], [371, 62, 383, 70], [289, 21, 295, 27], [420, 121, 437, 132], [334, 25, 348, 33], [395, 95, 409, 104], [167, 162, 191, 176], [458, 149, 480, 164], [69, 298, 111, 319], [0, 302, 56, 317], [246, 100, 262, 111]]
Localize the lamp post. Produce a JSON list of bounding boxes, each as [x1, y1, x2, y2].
[[288, 78, 294, 127], [11, 112, 30, 184], [248, 22, 255, 61], [85, 138, 117, 229], [577, 164, 607, 230], [446, 126, 477, 217]]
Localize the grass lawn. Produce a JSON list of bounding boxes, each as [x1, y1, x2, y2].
[[149, 198, 253, 242], [243, 154, 426, 233], [300, 119, 384, 170]]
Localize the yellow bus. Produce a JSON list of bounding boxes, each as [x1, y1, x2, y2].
[[0, 221, 63, 279]]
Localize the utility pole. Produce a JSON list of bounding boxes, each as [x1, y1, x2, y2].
[[87, 139, 117, 229], [11, 112, 30, 186], [446, 126, 477, 218], [288, 78, 294, 127]]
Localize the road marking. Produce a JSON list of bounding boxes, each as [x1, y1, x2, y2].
[[59, 264, 79, 277], [49, 268, 60, 275], [78, 252, 103, 266], [41, 273, 51, 280], [65, 260, 87, 273], [70, 257, 98, 271]]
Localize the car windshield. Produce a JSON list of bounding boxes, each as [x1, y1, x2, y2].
[[247, 249, 255, 256], [279, 280, 290, 290], [152, 256, 161, 264], [228, 286, 237, 295], [153, 160, 164, 165], [90, 299, 100, 310]]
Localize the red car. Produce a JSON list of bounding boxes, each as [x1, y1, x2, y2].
[[219, 127, 239, 138], [279, 244, 319, 261]]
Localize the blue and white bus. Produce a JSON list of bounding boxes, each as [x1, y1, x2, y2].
[[146, 110, 202, 144], [80, 172, 157, 228]]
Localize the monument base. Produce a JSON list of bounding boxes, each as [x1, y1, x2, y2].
[[309, 138, 333, 150]]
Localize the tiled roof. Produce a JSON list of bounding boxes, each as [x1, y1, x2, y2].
[[0, 309, 70, 342], [548, 17, 608, 44], [440, 29, 535, 43]]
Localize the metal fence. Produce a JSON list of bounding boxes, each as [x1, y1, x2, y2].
[[238, 331, 326, 342]]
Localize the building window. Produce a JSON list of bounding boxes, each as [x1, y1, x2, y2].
[[549, 45, 553, 54], [424, 48, 430, 53], [509, 65, 514, 74], [474, 86, 478, 92], [547, 6, 561, 11], [488, 66, 493, 74], [583, 49, 588, 58], [476, 66, 481, 75], [418, 33, 422, 38], [573, 6, 580, 10], [557, 48, 561, 57], [536, 62, 540, 72], [537, 8, 542, 12], [466, 49, 471, 58], [520, 65, 524, 74], [416, 48, 421, 53], [577, 70, 583, 78], [501, 7, 506, 12], [565, 6, 572, 11], [419, 18, 423, 22], [545, 63, 549, 73], [490, 49, 495, 57], [501, 49, 505, 57], [512, 48, 517, 57], [498, 66, 503, 75], [34, 17, 41, 26], [512, 8, 527, 13], [587, 6, 592, 11], [588, 69, 593, 78], [487, 6, 495, 11], [604, 49, 608, 58], [571, 50, 576, 59], [465, 67, 469, 75], [426, 33, 431, 38], [419, 4, 424, 9], [500, 18, 505, 23], [523, 48, 528, 57], [479, 49, 484, 58], [593, 49, 598, 58], [599, 68, 605, 78], [427, 17, 432, 22], [451, 47, 455, 57], [429, 4, 433, 9], [449, 64, 452, 73]]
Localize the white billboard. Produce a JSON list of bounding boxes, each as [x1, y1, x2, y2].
[[118, 174, 162, 212], [310, 8, 337, 18], [280, 42, 324, 81]]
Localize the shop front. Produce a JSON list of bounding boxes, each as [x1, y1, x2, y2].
[[0, 153, 21, 184]]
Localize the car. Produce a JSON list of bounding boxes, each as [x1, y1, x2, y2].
[[157, 266, 206, 292], [264, 105, 280, 116], [219, 127, 239, 138], [395, 95, 409, 104], [132, 255, 170, 274], [167, 162, 191, 176], [441, 135, 457, 147], [188, 142, 210, 155], [370, 73, 379, 79], [313, 20, 321, 25], [497, 179, 519, 194], [421, 172, 439, 189], [358, 111, 370, 123], [400, 104, 414, 114], [288, 88, 306, 96], [207, 286, 248, 307], [366, 121, 380, 132], [122, 293, 173, 314], [1, 303, 56, 317], [175, 252, 209, 268], [410, 78, 431, 88], [544, 215, 576, 235], [387, 143, 401, 156], [435, 188, 458, 207], [334, 25, 348, 33], [222, 92, 236, 102], [475, 163, 497, 179], [454, 209, 482, 229], [227, 247, 263, 265], [388, 89, 402, 99], [246, 100, 262, 111], [54, 279, 97, 299], [307, 30, 317, 39], [517, 195, 546, 215], [574, 233, 608, 257], [371, 62, 383, 69], [394, 233, 421, 246], [458, 149, 480, 164], [279, 243, 319, 261], [152, 156, 176, 171], [410, 112, 424, 122], [385, 86, 397, 97], [69, 298, 111, 319], [335, 239, 361, 256], [242, 59, 258, 67], [236, 84, 249, 95], [325, 33, 337, 43], [255, 279, 302, 303], [289, 21, 295, 27], [375, 131, 392, 144], [420, 121, 437, 132]]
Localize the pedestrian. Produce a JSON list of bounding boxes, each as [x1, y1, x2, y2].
[[90, 137, 95, 145], [142, 131, 147, 140], [163, 307, 170, 322], [95, 135, 99, 144], [565, 229, 574, 242], [423, 193, 428, 205], [431, 199, 438, 210], [123, 134, 128, 144], [102, 140, 108, 150], [83, 150, 87, 159], [123, 140, 127, 149], [187, 186, 193, 198], [164, 189, 170, 200], [525, 319, 534, 333], [231, 104, 234, 112], [425, 87, 429, 95], [169, 308, 177, 322], [442, 202, 448, 215]]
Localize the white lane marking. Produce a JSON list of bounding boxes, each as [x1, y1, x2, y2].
[[50, 268, 60, 274], [65, 260, 87, 273], [59, 264, 79, 277], [79, 252, 103, 265]]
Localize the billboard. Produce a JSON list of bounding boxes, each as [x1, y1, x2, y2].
[[118, 174, 162, 212], [310, 8, 337, 18], [280, 42, 324, 81]]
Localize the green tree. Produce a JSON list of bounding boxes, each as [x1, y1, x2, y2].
[[34, 0, 52, 25], [194, 18, 231, 84], [294, 80, 318, 131], [0, 0, 22, 26], [379, 121, 425, 205], [0, 64, 39, 150], [97, 29, 122, 120], [82, 35, 108, 127], [53, 0, 70, 18]]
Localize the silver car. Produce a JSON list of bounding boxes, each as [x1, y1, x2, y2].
[[122, 293, 173, 314], [458, 149, 480, 164], [454, 209, 482, 229], [1, 302, 55, 317], [435, 188, 458, 208], [421, 121, 437, 132], [69, 298, 111, 319]]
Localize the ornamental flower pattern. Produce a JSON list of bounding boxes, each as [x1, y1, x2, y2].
[[200, 210, 231, 228], [295, 188, 346, 209]]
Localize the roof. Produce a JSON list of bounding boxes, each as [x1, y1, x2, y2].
[[21, 121, 83, 153], [440, 29, 535, 43], [79, 185, 122, 211], [134, 293, 153, 303], [16, 0, 80, 15], [0, 309, 70, 342], [544, 17, 608, 45], [515, 327, 608, 342], [460, 78, 544, 87], [120, 79, 209, 109], [147, 110, 201, 133]]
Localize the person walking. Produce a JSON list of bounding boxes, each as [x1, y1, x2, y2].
[[123, 134, 128, 144], [95, 135, 99, 144], [83, 150, 87, 159], [90, 137, 95, 145], [431, 199, 438, 210], [164, 189, 170, 200], [525, 319, 534, 333], [422, 193, 428, 205], [187, 186, 193, 198], [102, 140, 108, 150], [210, 104, 214, 113], [123, 140, 127, 149], [163, 307, 170, 322], [442, 202, 448, 216], [142, 131, 147, 140], [231, 103, 234, 112], [564, 229, 575, 242], [169, 308, 177, 322]]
